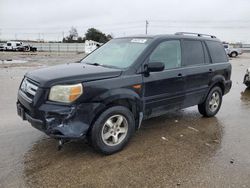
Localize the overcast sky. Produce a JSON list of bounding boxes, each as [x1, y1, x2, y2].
[[0, 0, 250, 43]]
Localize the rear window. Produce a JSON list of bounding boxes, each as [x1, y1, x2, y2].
[[182, 40, 205, 66], [206, 41, 228, 63]]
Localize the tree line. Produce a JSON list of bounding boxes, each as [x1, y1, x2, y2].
[[62, 27, 113, 43]]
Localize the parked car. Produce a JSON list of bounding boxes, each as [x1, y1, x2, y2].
[[17, 32, 232, 154], [18, 45, 37, 52], [0, 44, 4, 51], [243, 68, 250, 87], [223, 43, 243, 57]]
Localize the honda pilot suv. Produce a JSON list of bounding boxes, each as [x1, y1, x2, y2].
[[17, 32, 232, 154]]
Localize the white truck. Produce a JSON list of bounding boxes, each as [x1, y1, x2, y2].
[[4, 41, 23, 51], [223, 43, 243, 58], [3, 41, 37, 52], [85, 40, 103, 54]]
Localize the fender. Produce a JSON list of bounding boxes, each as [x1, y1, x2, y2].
[[93, 88, 143, 111], [90, 88, 143, 128]]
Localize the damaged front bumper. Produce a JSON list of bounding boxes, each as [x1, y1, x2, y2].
[[244, 73, 250, 86], [17, 91, 103, 140], [17, 102, 89, 139]]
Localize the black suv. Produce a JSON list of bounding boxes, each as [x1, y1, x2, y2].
[[17, 32, 232, 154]]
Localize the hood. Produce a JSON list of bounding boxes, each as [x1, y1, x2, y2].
[[26, 63, 122, 87]]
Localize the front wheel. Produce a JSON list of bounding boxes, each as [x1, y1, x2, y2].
[[198, 86, 223, 117], [89, 106, 135, 155]]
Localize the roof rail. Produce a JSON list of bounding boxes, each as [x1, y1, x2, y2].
[[175, 32, 216, 38]]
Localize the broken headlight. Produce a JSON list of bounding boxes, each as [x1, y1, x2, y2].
[[49, 83, 83, 103]]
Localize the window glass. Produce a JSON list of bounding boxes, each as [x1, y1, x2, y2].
[[206, 41, 228, 63], [7, 43, 11, 46], [149, 40, 181, 69], [182, 40, 204, 66], [82, 38, 152, 68], [223, 44, 229, 49], [202, 42, 211, 64]]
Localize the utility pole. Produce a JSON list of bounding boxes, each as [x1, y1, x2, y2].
[[145, 20, 149, 35]]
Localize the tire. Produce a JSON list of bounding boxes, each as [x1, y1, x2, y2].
[[89, 106, 135, 155], [230, 51, 238, 58], [198, 86, 223, 117]]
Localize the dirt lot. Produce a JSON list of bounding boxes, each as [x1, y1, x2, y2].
[[0, 52, 250, 188]]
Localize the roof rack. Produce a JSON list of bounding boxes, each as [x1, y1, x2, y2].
[[175, 32, 216, 38]]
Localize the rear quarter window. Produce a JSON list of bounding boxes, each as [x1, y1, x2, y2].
[[206, 41, 228, 63]]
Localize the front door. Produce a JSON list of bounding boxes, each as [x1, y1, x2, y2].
[[143, 40, 186, 118]]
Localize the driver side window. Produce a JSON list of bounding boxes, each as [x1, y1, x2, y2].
[[149, 40, 181, 69]]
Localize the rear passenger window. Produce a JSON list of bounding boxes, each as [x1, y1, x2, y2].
[[206, 41, 228, 63], [149, 40, 181, 69], [182, 40, 204, 66]]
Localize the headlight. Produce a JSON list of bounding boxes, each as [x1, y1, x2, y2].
[[49, 83, 83, 103]]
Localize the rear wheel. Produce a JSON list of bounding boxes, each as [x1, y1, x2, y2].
[[230, 51, 238, 58], [198, 86, 223, 117], [89, 106, 135, 155]]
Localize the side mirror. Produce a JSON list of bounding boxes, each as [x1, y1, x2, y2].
[[146, 62, 165, 72]]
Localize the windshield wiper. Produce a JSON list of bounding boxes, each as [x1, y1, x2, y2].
[[85, 62, 120, 69], [85, 62, 101, 66]]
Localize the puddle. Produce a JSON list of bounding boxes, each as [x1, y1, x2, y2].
[[1, 59, 28, 64]]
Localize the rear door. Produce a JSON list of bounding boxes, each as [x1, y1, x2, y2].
[[181, 39, 213, 108], [205, 40, 231, 83], [143, 40, 186, 118]]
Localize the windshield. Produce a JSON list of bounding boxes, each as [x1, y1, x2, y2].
[[81, 38, 152, 68]]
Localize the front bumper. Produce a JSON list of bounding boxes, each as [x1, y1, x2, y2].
[[17, 102, 90, 139], [244, 74, 250, 86], [17, 90, 103, 140]]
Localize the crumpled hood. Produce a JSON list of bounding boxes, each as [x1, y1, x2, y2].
[[25, 63, 122, 87]]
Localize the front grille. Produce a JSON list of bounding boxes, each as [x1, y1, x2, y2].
[[20, 77, 39, 102]]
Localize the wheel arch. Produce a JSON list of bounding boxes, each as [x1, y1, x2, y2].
[[209, 76, 226, 94], [201, 75, 226, 104], [90, 88, 143, 130]]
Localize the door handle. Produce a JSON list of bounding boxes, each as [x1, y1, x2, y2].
[[209, 69, 213, 73], [178, 73, 183, 77]]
